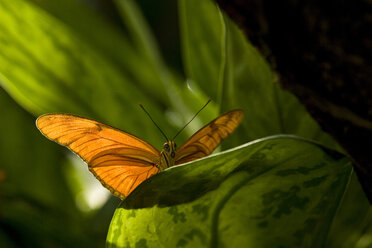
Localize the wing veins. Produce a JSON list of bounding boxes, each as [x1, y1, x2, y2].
[[91, 153, 155, 164], [93, 158, 154, 167], [127, 175, 139, 194]]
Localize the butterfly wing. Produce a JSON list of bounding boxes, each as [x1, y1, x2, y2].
[[36, 114, 160, 199], [175, 109, 244, 165]]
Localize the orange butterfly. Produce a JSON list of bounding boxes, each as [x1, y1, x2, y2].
[[36, 104, 243, 199]]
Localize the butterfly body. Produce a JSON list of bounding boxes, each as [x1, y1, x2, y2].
[[159, 141, 177, 170], [36, 109, 243, 199]]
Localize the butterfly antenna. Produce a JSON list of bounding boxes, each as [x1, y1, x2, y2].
[[139, 104, 169, 141], [172, 99, 211, 140]]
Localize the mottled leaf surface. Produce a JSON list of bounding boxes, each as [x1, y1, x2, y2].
[[107, 135, 369, 247]]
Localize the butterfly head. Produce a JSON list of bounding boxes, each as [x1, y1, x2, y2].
[[159, 140, 177, 170], [140, 100, 212, 171]]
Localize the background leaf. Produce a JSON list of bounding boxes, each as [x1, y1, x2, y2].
[[179, 0, 225, 101], [179, 0, 338, 150], [0, 86, 114, 247], [0, 0, 177, 148], [29, 0, 172, 105]]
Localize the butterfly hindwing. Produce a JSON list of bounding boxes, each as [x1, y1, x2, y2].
[[36, 114, 160, 198], [175, 109, 244, 165]]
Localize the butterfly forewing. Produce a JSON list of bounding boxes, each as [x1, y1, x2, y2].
[[36, 114, 160, 198], [175, 109, 244, 165]]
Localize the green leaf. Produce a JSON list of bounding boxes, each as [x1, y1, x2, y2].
[[113, 0, 167, 73], [113, 0, 221, 141], [29, 0, 175, 105], [0, 88, 73, 207], [28, 0, 216, 134], [0, 0, 176, 148], [0, 87, 104, 247], [325, 173, 372, 248], [107, 135, 368, 247], [179, 0, 225, 101], [179, 0, 338, 150]]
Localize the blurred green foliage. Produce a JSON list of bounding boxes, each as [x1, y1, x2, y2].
[[0, 0, 370, 247]]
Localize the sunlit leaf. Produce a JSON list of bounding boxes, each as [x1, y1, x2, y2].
[[0, 0, 176, 148], [107, 135, 368, 247], [30, 0, 175, 105]]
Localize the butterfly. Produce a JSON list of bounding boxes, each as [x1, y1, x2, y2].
[[36, 105, 243, 199]]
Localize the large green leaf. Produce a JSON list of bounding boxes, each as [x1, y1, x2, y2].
[[179, 0, 337, 150], [106, 135, 369, 247], [0, 0, 178, 148], [29, 0, 175, 105]]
